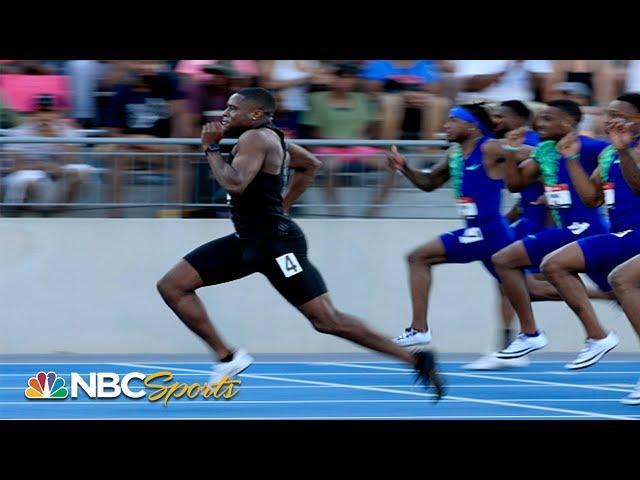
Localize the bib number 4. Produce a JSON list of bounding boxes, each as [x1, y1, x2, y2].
[[276, 253, 303, 278]]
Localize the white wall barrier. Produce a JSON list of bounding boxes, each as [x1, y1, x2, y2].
[[1, 218, 635, 354]]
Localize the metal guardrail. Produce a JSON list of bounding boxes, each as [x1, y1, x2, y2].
[[0, 136, 449, 147], [0, 129, 107, 138], [0, 137, 451, 218]]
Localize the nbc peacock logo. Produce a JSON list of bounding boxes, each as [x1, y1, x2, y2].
[[25, 371, 69, 400]]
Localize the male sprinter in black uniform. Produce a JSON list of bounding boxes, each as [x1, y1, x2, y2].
[[157, 88, 444, 398]]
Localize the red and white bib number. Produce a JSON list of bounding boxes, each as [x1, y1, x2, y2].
[[603, 182, 615, 208], [456, 196, 478, 219], [545, 184, 571, 209]]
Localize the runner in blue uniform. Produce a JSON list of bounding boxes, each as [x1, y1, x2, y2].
[[607, 96, 640, 404], [388, 103, 516, 350], [540, 93, 640, 371], [468, 101, 610, 369], [465, 100, 548, 369], [492, 100, 611, 361]]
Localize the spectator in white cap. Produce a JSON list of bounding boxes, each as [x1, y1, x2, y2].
[[551, 82, 599, 136], [553, 82, 591, 106]]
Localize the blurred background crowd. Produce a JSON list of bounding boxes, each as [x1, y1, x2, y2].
[[0, 59, 636, 218]]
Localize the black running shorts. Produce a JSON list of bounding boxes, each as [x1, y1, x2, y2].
[[183, 233, 328, 306]]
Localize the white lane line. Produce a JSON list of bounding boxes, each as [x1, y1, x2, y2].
[[3, 361, 629, 420], [108, 362, 635, 421], [7, 415, 640, 420], [322, 362, 632, 393], [1, 384, 632, 390], [0, 398, 635, 405], [2, 370, 637, 377], [240, 372, 636, 420], [3, 359, 640, 364]]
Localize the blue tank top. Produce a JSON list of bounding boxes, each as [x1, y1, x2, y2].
[[519, 130, 545, 227], [532, 135, 609, 228], [449, 135, 504, 227], [599, 139, 640, 232]]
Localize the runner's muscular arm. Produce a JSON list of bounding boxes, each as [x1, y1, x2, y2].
[[610, 119, 640, 195], [498, 127, 539, 192], [482, 139, 532, 180], [203, 124, 265, 196], [618, 146, 640, 195], [503, 153, 539, 192], [388, 145, 450, 192], [404, 156, 450, 192], [505, 200, 521, 223], [566, 163, 603, 207], [283, 143, 322, 213], [559, 132, 603, 207]]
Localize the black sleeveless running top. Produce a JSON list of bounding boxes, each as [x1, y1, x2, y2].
[[227, 122, 302, 239]]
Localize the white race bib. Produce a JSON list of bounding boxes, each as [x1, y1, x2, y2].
[[603, 182, 615, 209], [276, 253, 303, 278], [456, 196, 478, 219], [544, 184, 572, 209]]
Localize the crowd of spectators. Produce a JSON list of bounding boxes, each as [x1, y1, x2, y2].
[[0, 60, 636, 216]]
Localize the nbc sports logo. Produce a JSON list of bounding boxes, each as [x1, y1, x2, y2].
[[23, 369, 240, 404], [25, 371, 69, 399]]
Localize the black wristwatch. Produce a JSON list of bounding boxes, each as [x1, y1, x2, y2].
[[204, 143, 221, 154]]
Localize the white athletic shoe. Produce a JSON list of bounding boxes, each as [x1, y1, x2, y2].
[[621, 379, 640, 406], [393, 327, 432, 349], [209, 349, 254, 384], [564, 332, 619, 370], [463, 352, 531, 370], [496, 332, 548, 359]]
